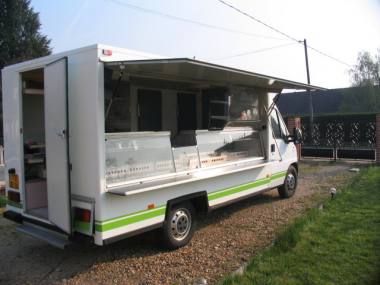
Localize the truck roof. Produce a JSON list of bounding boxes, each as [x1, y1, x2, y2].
[[3, 43, 326, 92]]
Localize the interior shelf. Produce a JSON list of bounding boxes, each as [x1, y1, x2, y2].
[[25, 158, 44, 164], [27, 144, 45, 149], [23, 88, 44, 96]]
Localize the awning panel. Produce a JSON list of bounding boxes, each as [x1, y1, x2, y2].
[[105, 58, 326, 92]]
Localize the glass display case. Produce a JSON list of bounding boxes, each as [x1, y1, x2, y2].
[[105, 127, 264, 188], [172, 146, 200, 172], [196, 128, 264, 168], [105, 132, 175, 186]]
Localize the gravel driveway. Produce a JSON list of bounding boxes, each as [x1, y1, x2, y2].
[[0, 161, 360, 285]]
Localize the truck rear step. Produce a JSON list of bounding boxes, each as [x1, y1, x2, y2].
[[17, 223, 70, 249]]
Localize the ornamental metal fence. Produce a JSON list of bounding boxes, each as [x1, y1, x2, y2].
[[290, 114, 376, 160]]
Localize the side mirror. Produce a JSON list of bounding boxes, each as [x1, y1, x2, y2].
[[285, 127, 303, 144]]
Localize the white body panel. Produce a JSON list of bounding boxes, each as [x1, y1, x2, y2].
[[2, 44, 298, 246], [2, 67, 24, 213]]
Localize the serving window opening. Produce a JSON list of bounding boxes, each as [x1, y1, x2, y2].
[[21, 69, 48, 219], [104, 63, 267, 189]]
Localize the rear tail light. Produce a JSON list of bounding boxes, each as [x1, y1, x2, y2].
[[8, 168, 19, 189], [102, 49, 112, 56], [7, 190, 20, 203], [74, 207, 91, 223]]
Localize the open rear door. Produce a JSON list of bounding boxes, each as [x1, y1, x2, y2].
[[44, 58, 71, 233]]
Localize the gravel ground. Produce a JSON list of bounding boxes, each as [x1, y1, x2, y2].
[[0, 161, 361, 285]]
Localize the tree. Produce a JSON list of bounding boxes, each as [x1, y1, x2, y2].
[[339, 86, 380, 114], [349, 50, 380, 87], [0, 0, 51, 141], [0, 0, 51, 71], [339, 50, 380, 114]]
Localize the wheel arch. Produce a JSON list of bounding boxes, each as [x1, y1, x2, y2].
[[165, 191, 209, 218], [290, 162, 298, 173]]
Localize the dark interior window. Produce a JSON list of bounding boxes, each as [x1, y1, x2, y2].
[[201, 88, 228, 130], [177, 93, 197, 132], [104, 68, 131, 133], [137, 89, 162, 131], [229, 88, 260, 121]]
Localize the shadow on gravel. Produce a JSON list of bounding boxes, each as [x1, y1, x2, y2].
[[198, 191, 282, 228], [75, 190, 281, 253], [0, 190, 282, 285]]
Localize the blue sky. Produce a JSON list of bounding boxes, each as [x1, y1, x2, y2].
[[31, 0, 380, 88]]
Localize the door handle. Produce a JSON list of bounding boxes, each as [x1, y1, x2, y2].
[[57, 129, 66, 139]]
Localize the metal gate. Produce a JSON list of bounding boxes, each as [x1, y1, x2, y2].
[[299, 114, 376, 160]]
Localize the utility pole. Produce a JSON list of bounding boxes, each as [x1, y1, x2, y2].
[[303, 39, 313, 128]]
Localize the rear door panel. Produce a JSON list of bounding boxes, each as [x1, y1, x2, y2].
[[44, 58, 71, 233]]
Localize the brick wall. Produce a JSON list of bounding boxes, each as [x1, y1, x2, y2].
[[376, 114, 380, 165], [287, 117, 301, 160]]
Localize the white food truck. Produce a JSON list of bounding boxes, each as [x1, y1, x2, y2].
[[1, 44, 323, 249]]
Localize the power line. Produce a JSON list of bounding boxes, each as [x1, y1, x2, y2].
[[217, 0, 352, 67], [209, 42, 297, 61], [307, 46, 351, 67], [105, 0, 288, 41], [217, 0, 298, 42]]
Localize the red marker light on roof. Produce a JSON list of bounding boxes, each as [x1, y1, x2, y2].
[[102, 49, 112, 56]]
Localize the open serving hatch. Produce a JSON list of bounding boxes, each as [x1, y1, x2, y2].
[[103, 58, 326, 196]]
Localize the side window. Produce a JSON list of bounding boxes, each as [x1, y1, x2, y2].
[[270, 110, 282, 139], [278, 112, 289, 136]]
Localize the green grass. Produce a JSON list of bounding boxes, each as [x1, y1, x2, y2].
[[299, 162, 324, 174], [222, 167, 380, 285], [0, 194, 6, 208]]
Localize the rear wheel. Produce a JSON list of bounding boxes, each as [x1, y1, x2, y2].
[[278, 165, 298, 198], [161, 202, 195, 249]]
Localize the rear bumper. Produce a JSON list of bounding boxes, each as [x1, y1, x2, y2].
[[3, 210, 66, 234], [3, 210, 22, 223]]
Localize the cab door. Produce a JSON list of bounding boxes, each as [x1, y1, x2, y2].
[[269, 107, 296, 187], [44, 58, 71, 233]]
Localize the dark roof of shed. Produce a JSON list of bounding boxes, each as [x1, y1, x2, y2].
[[277, 86, 380, 116]]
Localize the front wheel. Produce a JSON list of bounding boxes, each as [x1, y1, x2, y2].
[[278, 165, 298, 198], [161, 202, 195, 249]]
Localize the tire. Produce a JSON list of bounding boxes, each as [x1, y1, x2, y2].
[[161, 202, 196, 249], [278, 165, 298, 198]]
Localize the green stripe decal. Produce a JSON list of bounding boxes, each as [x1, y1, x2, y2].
[[207, 171, 286, 201], [95, 206, 166, 232], [74, 221, 91, 232], [96, 171, 287, 232], [208, 177, 270, 201], [97, 204, 165, 223], [271, 171, 287, 180]]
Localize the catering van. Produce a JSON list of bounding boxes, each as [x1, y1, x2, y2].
[[1, 44, 323, 248]]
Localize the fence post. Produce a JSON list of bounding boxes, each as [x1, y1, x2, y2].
[[287, 117, 301, 160], [376, 114, 380, 165], [0, 145, 4, 195], [0, 145, 4, 165]]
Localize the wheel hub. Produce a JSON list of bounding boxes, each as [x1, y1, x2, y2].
[[171, 209, 191, 241], [286, 173, 296, 190]]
